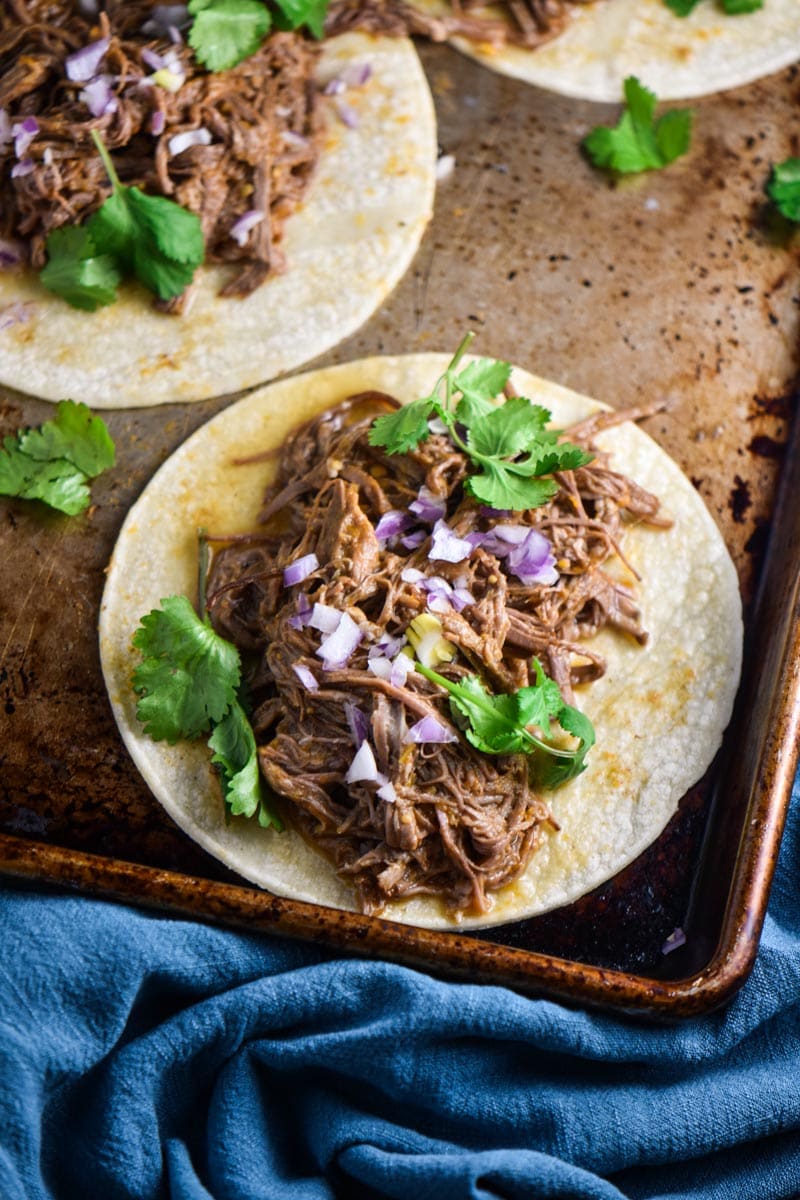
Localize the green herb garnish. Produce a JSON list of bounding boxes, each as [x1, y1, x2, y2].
[[766, 158, 800, 223], [188, 0, 327, 71], [132, 593, 282, 829], [414, 659, 595, 789], [0, 400, 115, 515], [583, 77, 693, 175], [40, 131, 204, 310], [368, 333, 592, 512], [664, 0, 762, 13]]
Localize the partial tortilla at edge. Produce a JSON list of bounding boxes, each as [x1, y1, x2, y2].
[[410, 0, 800, 101], [0, 35, 436, 408], [99, 353, 743, 930]]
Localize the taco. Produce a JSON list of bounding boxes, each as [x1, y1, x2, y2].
[[398, 0, 800, 101], [0, 7, 435, 407], [100, 352, 742, 929]]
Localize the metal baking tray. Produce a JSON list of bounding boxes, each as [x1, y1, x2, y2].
[[2, 45, 799, 1017]]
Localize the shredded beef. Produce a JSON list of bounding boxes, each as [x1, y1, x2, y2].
[[0, 1, 322, 301], [205, 392, 668, 919], [326, 0, 602, 51]]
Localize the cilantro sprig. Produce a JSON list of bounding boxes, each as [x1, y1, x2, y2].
[[40, 131, 204, 311], [0, 400, 115, 515], [188, 0, 327, 71], [368, 333, 592, 512], [766, 159, 800, 223], [583, 77, 693, 175], [132, 593, 282, 830], [415, 659, 595, 789], [664, 0, 762, 14]]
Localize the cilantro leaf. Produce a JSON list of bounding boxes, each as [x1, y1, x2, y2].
[[465, 462, 559, 511], [368, 395, 435, 455], [0, 401, 115, 515], [766, 158, 800, 222], [0, 436, 90, 515], [273, 0, 327, 38], [583, 76, 693, 175], [19, 399, 115, 477], [209, 699, 283, 829], [453, 358, 512, 425], [466, 397, 551, 460], [132, 595, 241, 742], [188, 0, 272, 71], [39, 225, 121, 312], [663, 0, 699, 13], [414, 661, 595, 788], [721, 0, 762, 10]]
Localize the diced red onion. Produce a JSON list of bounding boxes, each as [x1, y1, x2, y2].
[[150, 110, 166, 136], [287, 593, 312, 631], [281, 130, 311, 150], [80, 76, 118, 118], [505, 530, 558, 586], [333, 99, 359, 130], [661, 927, 687, 955], [367, 656, 392, 681], [292, 664, 319, 693], [435, 154, 456, 183], [168, 24, 183, 44], [404, 716, 458, 745], [376, 780, 397, 803], [324, 78, 346, 96], [309, 603, 341, 634], [12, 117, 38, 159], [141, 47, 167, 72], [400, 567, 425, 585], [78, 0, 99, 14], [168, 127, 212, 156], [229, 209, 265, 247], [10, 159, 34, 179], [374, 509, 412, 541], [66, 37, 110, 82], [0, 239, 26, 269], [429, 519, 474, 564], [401, 530, 427, 550], [345, 739, 379, 784], [427, 416, 448, 435], [316, 611, 362, 669], [371, 632, 407, 659], [390, 654, 412, 687], [342, 62, 372, 87], [345, 703, 368, 748], [0, 301, 36, 332], [283, 552, 319, 588], [410, 484, 446, 524]]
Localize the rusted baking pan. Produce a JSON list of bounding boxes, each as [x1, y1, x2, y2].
[[1, 46, 799, 1016]]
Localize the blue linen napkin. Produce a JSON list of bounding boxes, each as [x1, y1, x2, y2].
[[2, 773, 799, 1200]]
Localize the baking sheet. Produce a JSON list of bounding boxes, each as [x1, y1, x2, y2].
[[1, 43, 799, 1015]]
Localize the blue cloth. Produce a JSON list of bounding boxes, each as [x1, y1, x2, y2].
[[2, 774, 800, 1199]]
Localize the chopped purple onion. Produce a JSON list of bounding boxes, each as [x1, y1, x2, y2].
[[150, 109, 166, 136], [281, 130, 311, 150], [340, 62, 372, 87], [371, 632, 407, 659], [505, 530, 558, 586], [80, 76, 118, 118], [10, 159, 34, 179], [316, 611, 362, 670], [345, 703, 368, 748], [429, 520, 474, 564], [390, 654, 412, 687], [12, 117, 38, 160], [323, 78, 346, 96], [283, 552, 319, 588], [427, 416, 448, 435], [308, 603, 341, 634], [0, 239, 26, 269], [409, 484, 446, 524], [292, 663, 319, 693], [141, 47, 167, 72], [168, 24, 183, 43], [333, 99, 359, 130], [345, 739, 379, 784], [401, 530, 427, 550], [374, 509, 412, 542], [229, 209, 265, 247], [78, 0, 99, 14], [661, 928, 687, 956], [287, 592, 313, 631], [376, 780, 397, 803], [66, 37, 110, 82], [367, 656, 392, 681], [168, 127, 212, 156], [435, 154, 456, 183], [404, 715, 458, 745], [0, 301, 36, 332], [141, 4, 190, 37], [400, 567, 425, 585]]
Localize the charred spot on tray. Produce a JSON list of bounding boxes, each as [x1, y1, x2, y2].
[[750, 392, 795, 420], [728, 475, 751, 524], [745, 518, 770, 562], [748, 435, 785, 460]]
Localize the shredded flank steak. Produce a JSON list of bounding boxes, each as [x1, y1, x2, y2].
[[205, 393, 668, 919], [0, 1, 322, 303]]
